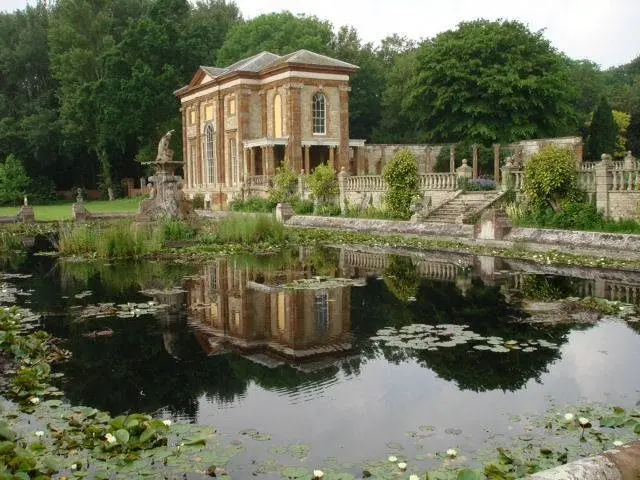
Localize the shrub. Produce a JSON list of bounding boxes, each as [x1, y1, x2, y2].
[[458, 177, 497, 191], [522, 146, 580, 211], [382, 149, 420, 219], [292, 199, 314, 214], [269, 164, 298, 204], [314, 204, 341, 217], [587, 96, 617, 160], [307, 164, 338, 206], [215, 214, 285, 244], [0, 155, 30, 205], [192, 194, 205, 209], [228, 197, 276, 213]]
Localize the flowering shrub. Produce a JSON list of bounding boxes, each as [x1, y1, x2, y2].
[[458, 177, 496, 191], [383, 149, 420, 219]]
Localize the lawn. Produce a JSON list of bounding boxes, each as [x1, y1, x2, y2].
[[0, 197, 142, 221]]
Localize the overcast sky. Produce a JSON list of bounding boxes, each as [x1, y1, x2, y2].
[[1, 0, 638, 69]]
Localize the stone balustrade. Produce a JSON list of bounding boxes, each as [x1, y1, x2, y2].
[[345, 175, 387, 192], [611, 169, 640, 191], [577, 170, 596, 192], [420, 173, 458, 190], [246, 175, 272, 187]]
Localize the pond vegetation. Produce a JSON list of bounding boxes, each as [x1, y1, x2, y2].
[[0, 242, 639, 478]]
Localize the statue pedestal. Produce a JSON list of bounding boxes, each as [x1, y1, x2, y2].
[[136, 161, 195, 221], [16, 205, 35, 223]]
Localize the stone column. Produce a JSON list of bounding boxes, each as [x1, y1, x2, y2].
[[472, 144, 479, 179], [195, 102, 202, 186], [266, 146, 275, 176], [329, 146, 335, 170], [243, 147, 249, 183], [304, 145, 310, 174], [449, 145, 455, 173], [338, 167, 349, 214], [287, 84, 303, 172], [216, 95, 225, 184], [595, 154, 613, 218], [252, 147, 258, 177], [501, 165, 513, 192], [338, 85, 350, 172], [261, 146, 267, 176], [493, 144, 501, 182], [181, 107, 188, 185]]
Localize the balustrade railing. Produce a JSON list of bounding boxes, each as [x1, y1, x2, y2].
[[580, 162, 597, 170], [512, 171, 525, 191], [577, 170, 596, 192], [420, 173, 457, 190], [345, 175, 387, 192], [611, 169, 640, 191], [246, 175, 272, 187]]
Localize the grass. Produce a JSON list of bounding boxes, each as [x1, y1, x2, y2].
[[0, 197, 142, 221], [212, 213, 285, 244]]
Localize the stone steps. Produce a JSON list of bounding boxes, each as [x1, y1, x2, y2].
[[424, 191, 502, 223]]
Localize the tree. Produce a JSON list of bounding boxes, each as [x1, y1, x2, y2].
[[612, 110, 631, 158], [587, 96, 617, 159], [382, 149, 419, 219], [216, 12, 334, 65], [0, 155, 31, 205], [406, 20, 578, 145], [564, 59, 605, 130]]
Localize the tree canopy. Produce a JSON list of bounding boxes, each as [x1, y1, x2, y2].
[[403, 20, 578, 145]]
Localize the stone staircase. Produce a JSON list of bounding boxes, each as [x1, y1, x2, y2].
[[424, 191, 503, 224]]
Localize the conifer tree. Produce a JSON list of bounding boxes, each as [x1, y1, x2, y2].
[[588, 96, 617, 159]]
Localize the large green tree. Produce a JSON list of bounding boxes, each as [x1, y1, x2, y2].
[[587, 96, 617, 159], [216, 11, 334, 65], [405, 20, 578, 145]]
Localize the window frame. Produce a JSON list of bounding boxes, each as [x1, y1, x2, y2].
[[312, 91, 326, 135]]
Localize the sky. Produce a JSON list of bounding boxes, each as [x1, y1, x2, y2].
[[1, 0, 639, 69]]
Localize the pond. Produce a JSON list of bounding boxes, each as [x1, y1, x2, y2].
[[2, 245, 640, 476]]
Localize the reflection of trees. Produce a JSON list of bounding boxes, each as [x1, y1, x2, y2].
[[55, 316, 248, 418], [352, 275, 573, 392], [520, 275, 585, 301], [383, 255, 421, 303]]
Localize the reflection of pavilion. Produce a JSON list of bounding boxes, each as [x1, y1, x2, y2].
[[186, 258, 356, 371]]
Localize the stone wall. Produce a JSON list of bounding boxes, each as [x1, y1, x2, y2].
[[362, 144, 445, 174], [608, 192, 640, 220]]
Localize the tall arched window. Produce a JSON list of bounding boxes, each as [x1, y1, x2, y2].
[[205, 124, 216, 184], [312, 92, 326, 135], [274, 93, 282, 137]]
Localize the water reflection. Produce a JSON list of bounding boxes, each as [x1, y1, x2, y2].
[[4, 247, 640, 457]]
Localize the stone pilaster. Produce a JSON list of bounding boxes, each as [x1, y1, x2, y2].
[[472, 144, 479, 179], [595, 154, 613, 218], [216, 95, 225, 184], [287, 84, 303, 172], [338, 85, 350, 172], [449, 144, 455, 173], [338, 167, 349, 214], [195, 102, 202, 187], [493, 144, 501, 182]]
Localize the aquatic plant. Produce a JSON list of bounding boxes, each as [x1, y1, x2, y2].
[[213, 213, 285, 244]]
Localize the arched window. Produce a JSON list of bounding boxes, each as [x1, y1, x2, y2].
[[274, 93, 282, 137], [312, 92, 326, 135], [205, 124, 216, 184]]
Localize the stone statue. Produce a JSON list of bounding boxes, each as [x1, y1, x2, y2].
[[147, 183, 156, 200], [157, 130, 175, 162], [76, 188, 84, 204], [23, 196, 28, 206]]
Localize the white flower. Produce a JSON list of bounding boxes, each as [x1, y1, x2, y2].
[[388, 455, 398, 462], [613, 440, 623, 447], [162, 419, 172, 426], [34, 431, 44, 437], [563, 413, 574, 421], [397, 462, 407, 470], [313, 470, 324, 479], [70, 464, 78, 470], [578, 417, 590, 427], [446, 448, 457, 458], [410, 476, 420, 480], [105, 433, 116, 444], [29, 397, 40, 405]]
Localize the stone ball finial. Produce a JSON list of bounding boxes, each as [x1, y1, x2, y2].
[[23, 195, 28, 206], [462, 158, 468, 166]]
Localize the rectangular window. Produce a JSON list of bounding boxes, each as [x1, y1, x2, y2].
[[228, 97, 236, 116], [189, 109, 196, 125], [204, 104, 213, 121]]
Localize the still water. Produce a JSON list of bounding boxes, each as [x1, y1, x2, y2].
[[3, 246, 640, 472]]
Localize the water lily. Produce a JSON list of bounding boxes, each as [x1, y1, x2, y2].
[[397, 462, 407, 470], [70, 464, 78, 470], [613, 440, 624, 447], [162, 419, 172, 426], [105, 433, 116, 444], [446, 448, 457, 458], [313, 470, 324, 479], [29, 397, 40, 405], [578, 417, 590, 427], [34, 431, 44, 437], [410, 476, 420, 480], [563, 413, 574, 421], [388, 455, 398, 462]]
